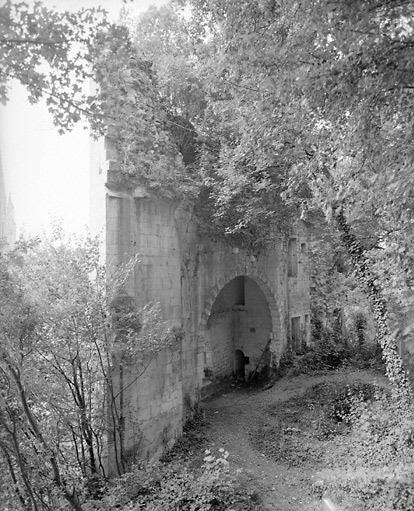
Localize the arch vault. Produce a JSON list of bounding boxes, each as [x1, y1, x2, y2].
[[198, 271, 282, 382]]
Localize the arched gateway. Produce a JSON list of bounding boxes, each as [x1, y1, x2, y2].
[[199, 272, 281, 381], [91, 108, 311, 464]]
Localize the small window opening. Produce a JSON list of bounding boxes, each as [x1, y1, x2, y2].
[[305, 315, 309, 342], [288, 239, 298, 277], [291, 316, 301, 352]]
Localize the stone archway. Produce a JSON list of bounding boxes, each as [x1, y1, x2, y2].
[[200, 270, 281, 339], [198, 271, 281, 383]]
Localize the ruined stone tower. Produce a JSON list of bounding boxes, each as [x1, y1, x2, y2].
[[89, 58, 310, 472], [90, 136, 310, 472]]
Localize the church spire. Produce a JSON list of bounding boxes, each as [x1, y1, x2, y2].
[[0, 149, 16, 251], [0, 148, 6, 207], [8, 192, 14, 213]]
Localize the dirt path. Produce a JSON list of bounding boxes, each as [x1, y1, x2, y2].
[[202, 369, 386, 511]]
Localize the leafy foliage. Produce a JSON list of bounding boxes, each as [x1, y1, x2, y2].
[[251, 380, 383, 467], [166, 0, 414, 388], [0, 0, 109, 133], [85, 448, 262, 511], [128, 3, 207, 123], [161, 402, 206, 464], [91, 36, 190, 194], [5, 2, 414, 505], [316, 386, 414, 510], [278, 335, 383, 378], [335, 208, 413, 401], [1, 0, 188, 190], [249, 373, 414, 510], [0, 231, 176, 510]]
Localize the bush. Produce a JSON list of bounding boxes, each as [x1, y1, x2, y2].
[[316, 389, 414, 510], [348, 342, 384, 372], [279, 333, 384, 377], [305, 335, 352, 369], [279, 336, 353, 375], [329, 382, 378, 423], [86, 449, 263, 511]]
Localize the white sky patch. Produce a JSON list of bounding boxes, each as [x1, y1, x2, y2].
[[0, 84, 90, 236], [0, 0, 168, 237]]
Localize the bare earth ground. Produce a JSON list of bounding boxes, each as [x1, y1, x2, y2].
[[201, 369, 387, 511]]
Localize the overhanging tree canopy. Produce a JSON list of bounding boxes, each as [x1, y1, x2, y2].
[[0, 0, 112, 132], [163, 0, 414, 395]]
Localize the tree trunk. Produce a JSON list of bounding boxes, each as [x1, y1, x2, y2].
[[335, 208, 412, 403], [7, 360, 85, 511]]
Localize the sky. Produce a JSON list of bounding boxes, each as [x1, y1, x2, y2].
[[0, 0, 168, 236]]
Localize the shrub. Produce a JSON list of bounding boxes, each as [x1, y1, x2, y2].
[[279, 333, 384, 377], [280, 336, 353, 375], [347, 342, 384, 372], [86, 449, 263, 511], [316, 389, 414, 510], [329, 383, 379, 424]]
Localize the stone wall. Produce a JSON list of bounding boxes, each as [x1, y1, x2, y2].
[[286, 223, 311, 349], [90, 137, 311, 468]]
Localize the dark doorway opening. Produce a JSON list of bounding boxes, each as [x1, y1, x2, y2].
[[235, 349, 246, 380], [205, 275, 273, 378]]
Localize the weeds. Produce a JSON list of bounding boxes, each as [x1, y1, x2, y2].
[[85, 449, 263, 511], [278, 336, 384, 377], [313, 383, 414, 510], [161, 403, 206, 464], [85, 403, 263, 510]]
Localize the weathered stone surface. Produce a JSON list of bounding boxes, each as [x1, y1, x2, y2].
[[90, 138, 311, 471]]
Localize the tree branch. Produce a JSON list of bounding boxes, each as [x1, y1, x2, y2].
[[0, 68, 108, 122], [0, 37, 68, 45]]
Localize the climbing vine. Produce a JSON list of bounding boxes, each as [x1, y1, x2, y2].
[[335, 208, 412, 403]]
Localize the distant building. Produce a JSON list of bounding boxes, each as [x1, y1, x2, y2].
[[0, 153, 16, 253]]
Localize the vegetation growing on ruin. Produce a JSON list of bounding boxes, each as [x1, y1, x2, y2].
[[2, 0, 414, 509]]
